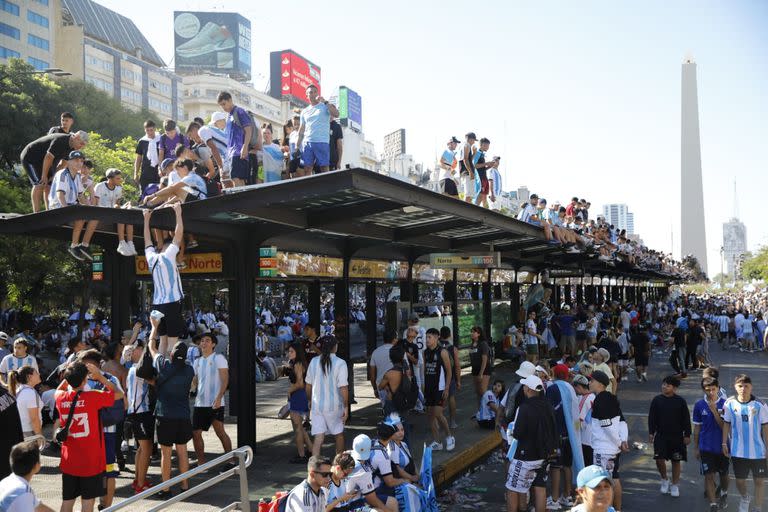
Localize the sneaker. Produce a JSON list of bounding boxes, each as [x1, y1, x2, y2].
[[177, 261, 187, 270], [155, 489, 174, 501], [176, 22, 236, 58], [428, 441, 443, 451], [545, 497, 562, 510], [117, 240, 129, 256], [68, 245, 85, 260], [718, 492, 728, 510], [710, 505, 719, 512], [660, 479, 670, 494], [670, 484, 680, 497], [642, 373, 648, 382], [187, 239, 199, 249], [127, 241, 138, 256], [77, 245, 93, 261], [449, 419, 458, 429], [445, 437, 456, 451], [737, 496, 750, 512], [558, 496, 574, 507]]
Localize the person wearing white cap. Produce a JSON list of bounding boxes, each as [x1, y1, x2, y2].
[[346, 435, 398, 512], [571, 465, 616, 512], [0, 332, 9, 362], [505, 374, 558, 512], [499, 361, 536, 427], [592, 348, 616, 394]]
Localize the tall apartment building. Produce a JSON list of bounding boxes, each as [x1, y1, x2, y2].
[[383, 129, 406, 159], [722, 218, 747, 277], [602, 203, 635, 234], [54, 0, 181, 120], [0, 0, 59, 70]]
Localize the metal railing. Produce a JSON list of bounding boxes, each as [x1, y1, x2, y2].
[[103, 446, 253, 512]]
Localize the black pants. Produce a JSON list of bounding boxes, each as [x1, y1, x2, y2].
[[670, 348, 684, 374], [685, 342, 698, 369]]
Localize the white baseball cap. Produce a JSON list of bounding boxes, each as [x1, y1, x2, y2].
[[0, 331, 8, 341], [211, 111, 227, 123], [352, 434, 372, 461], [515, 361, 536, 378], [520, 375, 544, 391]]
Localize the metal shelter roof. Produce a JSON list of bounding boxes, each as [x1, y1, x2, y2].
[[0, 169, 676, 282]]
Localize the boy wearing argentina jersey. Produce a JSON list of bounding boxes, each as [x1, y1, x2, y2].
[[125, 343, 154, 493], [722, 374, 768, 512], [191, 333, 232, 466], [438, 137, 460, 198], [306, 336, 349, 458], [286, 455, 330, 512], [0, 339, 38, 388], [346, 435, 399, 512], [143, 204, 185, 358]]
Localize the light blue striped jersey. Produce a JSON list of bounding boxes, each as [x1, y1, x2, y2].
[[0, 354, 38, 374], [305, 354, 348, 413], [193, 353, 228, 408], [723, 397, 768, 459], [0, 473, 39, 512], [145, 244, 184, 305], [126, 366, 150, 414]]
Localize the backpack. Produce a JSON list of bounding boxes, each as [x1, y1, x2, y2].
[[232, 108, 260, 150], [392, 363, 418, 412], [98, 373, 125, 427], [504, 382, 523, 423], [264, 492, 288, 512], [136, 343, 157, 380]]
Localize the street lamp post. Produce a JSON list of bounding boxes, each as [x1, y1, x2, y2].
[[22, 67, 72, 77]]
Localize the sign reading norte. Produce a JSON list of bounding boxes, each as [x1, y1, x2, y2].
[[136, 253, 223, 275]]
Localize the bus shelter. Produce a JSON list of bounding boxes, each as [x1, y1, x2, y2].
[[0, 169, 677, 448]]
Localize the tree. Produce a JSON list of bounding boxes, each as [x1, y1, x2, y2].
[[742, 247, 768, 281]]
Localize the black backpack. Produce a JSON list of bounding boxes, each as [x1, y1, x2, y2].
[[136, 344, 157, 380], [98, 372, 125, 427], [392, 363, 418, 412]]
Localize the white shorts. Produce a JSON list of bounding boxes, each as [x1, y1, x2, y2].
[[461, 174, 474, 198], [505, 458, 546, 493], [310, 409, 344, 436], [618, 358, 629, 368]]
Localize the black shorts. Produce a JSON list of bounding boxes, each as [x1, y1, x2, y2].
[[127, 411, 155, 441], [732, 457, 768, 479], [424, 387, 445, 408], [156, 417, 193, 446], [551, 438, 573, 468], [653, 436, 687, 461], [152, 301, 185, 337], [21, 159, 48, 186], [193, 406, 225, 431], [700, 451, 729, 475], [62, 472, 105, 501], [634, 354, 649, 367], [582, 444, 593, 467], [440, 179, 458, 196], [230, 155, 250, 181]]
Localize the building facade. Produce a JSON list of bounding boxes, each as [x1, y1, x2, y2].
[[722, 218, 747, 277], [0, 0, 59, 70], [681, 56, 708, 273], [383, 129, 406, 160], [602, 203, 635, 234], [53, 0, 182, 120]]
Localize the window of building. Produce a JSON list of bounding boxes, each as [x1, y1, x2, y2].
[[33, 0, 48, 5], [26, 10, 48, 29], [27, 33, 48, 50], [27, 56, 48, 70], [0, 0, 19, 16], [0, 46, 20, 58], [0, 22, 20, 40], [85, 74, 112, 94], [121, 87, 141, 104], [121, 68, 140, 83]]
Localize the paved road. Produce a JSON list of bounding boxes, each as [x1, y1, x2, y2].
[[442, 343, 768, 511]]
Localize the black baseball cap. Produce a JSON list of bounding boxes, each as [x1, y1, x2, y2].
[[479, 137, 490, 144], [448, 136, 460, 144], [68, 150, 85, 159], [591, 370, 610, 387]]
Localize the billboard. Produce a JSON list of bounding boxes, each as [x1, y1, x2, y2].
[[174, 11, 251, 80], [269, 50, 321, 106], [338, 86, 362, 131]]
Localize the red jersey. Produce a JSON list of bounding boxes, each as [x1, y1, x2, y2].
[[55, 387, 114, 476]]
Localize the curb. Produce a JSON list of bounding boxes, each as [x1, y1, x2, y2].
[[432, 431, 502, 491]]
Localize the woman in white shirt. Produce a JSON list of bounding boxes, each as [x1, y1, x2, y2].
[[8, 366, 43, 439]]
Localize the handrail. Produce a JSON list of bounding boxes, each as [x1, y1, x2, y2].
[[103, 446, 253, 512]]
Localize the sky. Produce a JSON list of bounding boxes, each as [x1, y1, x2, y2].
[[99, 0, 768, 276]]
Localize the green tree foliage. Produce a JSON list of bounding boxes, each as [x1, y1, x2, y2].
[[0, 58, 158, 309], [742, 247, 768, 281]]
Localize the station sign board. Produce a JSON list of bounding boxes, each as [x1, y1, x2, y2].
[[136, 253, 223, 275], [429, 252, 501, 269]]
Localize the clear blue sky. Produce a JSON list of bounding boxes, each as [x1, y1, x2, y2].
[[100, 0, 768, 275]]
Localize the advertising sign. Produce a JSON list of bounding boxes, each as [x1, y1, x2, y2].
[[429, 252, 501, 269], [259, 246, 277, 277], [136, 253, 223, 275], [269, 50, 321, 106], [92, 252, 103, 281], [338, 86, 362, 131], [174, 12, 251, 80]]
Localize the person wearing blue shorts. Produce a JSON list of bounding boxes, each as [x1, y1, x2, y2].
[[295, 84, 339, 177]]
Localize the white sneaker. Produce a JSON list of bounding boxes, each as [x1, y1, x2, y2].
[[545, 497, 562, 510], [558, 496, 574, 507], [428, 441, 443, 451], [127, 241, 137, 256], [670, 484, 680, 497], [737, 496, 750, 512], [660, 479, 670, 494], [117, 240, 128, 256], [176, 22, 235, 58], [445, 436, 456, 451]]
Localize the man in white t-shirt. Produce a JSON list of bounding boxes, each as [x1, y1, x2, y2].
[[286, 455, 330, 512], [191, 333, 232, 466], [438, 137, 459, 198], [369, 330, 399, 406], [0, 440, 54, 512], [86, 168, 137, 257], [525, 310, 543, 362]]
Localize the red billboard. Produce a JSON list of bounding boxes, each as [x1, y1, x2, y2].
[[270, 50, 321, 105]]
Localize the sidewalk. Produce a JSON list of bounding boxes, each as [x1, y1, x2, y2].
[[31, 360, 514, 511]]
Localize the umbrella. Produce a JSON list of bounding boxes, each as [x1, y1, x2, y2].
[[69, 312, 94, 321]]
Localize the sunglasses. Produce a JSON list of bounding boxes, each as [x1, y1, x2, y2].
[[313, 471, 332, 478]]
